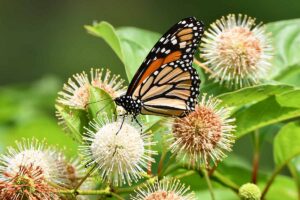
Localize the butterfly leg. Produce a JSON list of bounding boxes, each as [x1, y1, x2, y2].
[[116, 115, 126, 135], [133, 116, 143, 133]]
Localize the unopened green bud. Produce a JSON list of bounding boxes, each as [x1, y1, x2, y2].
[[239, 183, 261, 200]]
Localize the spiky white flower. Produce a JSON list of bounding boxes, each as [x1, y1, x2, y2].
[[0, 138, 67, 200], [57, 68, 126, 109], [200, 14, 273, 88], [90, 68, 126, 98], [0, 138, 66, 185], [131, 178, 195, 200], [80, 115, 156, 186], [170, 94, 235, 167]]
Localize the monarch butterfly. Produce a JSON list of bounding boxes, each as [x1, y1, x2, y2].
[[115, 17, 204, 121]]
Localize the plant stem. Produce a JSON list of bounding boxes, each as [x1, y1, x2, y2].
[[252, 129, 260, 184], [261, 164, 285, 199], [158, 155, 178, 178], [210, 171, 240, 193], [111, 192, 126, 200], [74, 164, 97, 192], [174, 170, 196, 179], [59, 188, 110, 195], [116, 176, 157, 193], [157, 149, 167, 177], [59, 187, 124, 199], [196, 167, 239, 193], [203, 168, 215, 200], [161, 163, 180, 177]]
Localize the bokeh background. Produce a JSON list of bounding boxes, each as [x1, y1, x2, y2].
[[0, 0, 299, 173]]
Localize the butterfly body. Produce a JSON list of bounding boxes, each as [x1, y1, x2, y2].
[[115, 17, 204, 118], [115, 96, 142, 116]]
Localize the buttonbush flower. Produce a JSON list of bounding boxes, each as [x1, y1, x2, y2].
[[200, 14, 273, 88], [170, 94, 235, 168], [0, 138, 66, 199], [80, 115, 157, 186], [131, 178, 195, 200], [57, 68, 126, 109], [0, 165, 60, 200]]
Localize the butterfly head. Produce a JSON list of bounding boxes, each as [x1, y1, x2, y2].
[[114, 95, 142, 116]]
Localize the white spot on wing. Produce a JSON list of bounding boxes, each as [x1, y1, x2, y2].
[[171, 39, 177, 45], [156, 47, 161, 53], [179, 42, 186, 48]]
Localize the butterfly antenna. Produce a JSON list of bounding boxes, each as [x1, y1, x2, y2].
[[85, 97, 112, 109], [95, 101, 114, 116]]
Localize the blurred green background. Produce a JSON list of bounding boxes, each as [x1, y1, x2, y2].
[[0, 0, 299, 175], [1, 0, 300, 85]]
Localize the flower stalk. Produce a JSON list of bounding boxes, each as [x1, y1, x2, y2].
[[252, 129, 260, 184], [203, 168, 215, 200], [74, 164, 97, 192]]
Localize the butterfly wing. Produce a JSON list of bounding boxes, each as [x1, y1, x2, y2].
[[127, 17, 204, 117]]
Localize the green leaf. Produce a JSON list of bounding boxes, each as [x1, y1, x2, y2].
[[276, 89, 300, 108], [288, 156, 300, 197], [234, 96, 300, 138], [85, 21, 123, 61], [87, 87, 115, 120], [217, 84, 294, 107], [266, 19, 300, 86], [85, 22, 160, 80], [55, 104, 88, 142], [274, 122, 300, 167]]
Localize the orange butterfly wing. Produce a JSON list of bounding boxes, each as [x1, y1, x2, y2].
[[127, 17, 204, 117]]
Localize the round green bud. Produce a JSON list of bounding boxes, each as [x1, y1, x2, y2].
[[239, 183, 261, 200]]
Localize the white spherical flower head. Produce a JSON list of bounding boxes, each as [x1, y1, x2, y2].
[[170, 94, 236, 168], [81, 117, 156, 186], [0, 139, 66, 185], [131, 178, 195, 200], [6, 149, 53, 179], [200, 14, 273, 88]]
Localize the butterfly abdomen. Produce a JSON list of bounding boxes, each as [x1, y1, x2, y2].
[[115, 96, 143, 116]]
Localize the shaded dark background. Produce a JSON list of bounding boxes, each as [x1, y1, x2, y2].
[[1, 0, 300, 86]]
